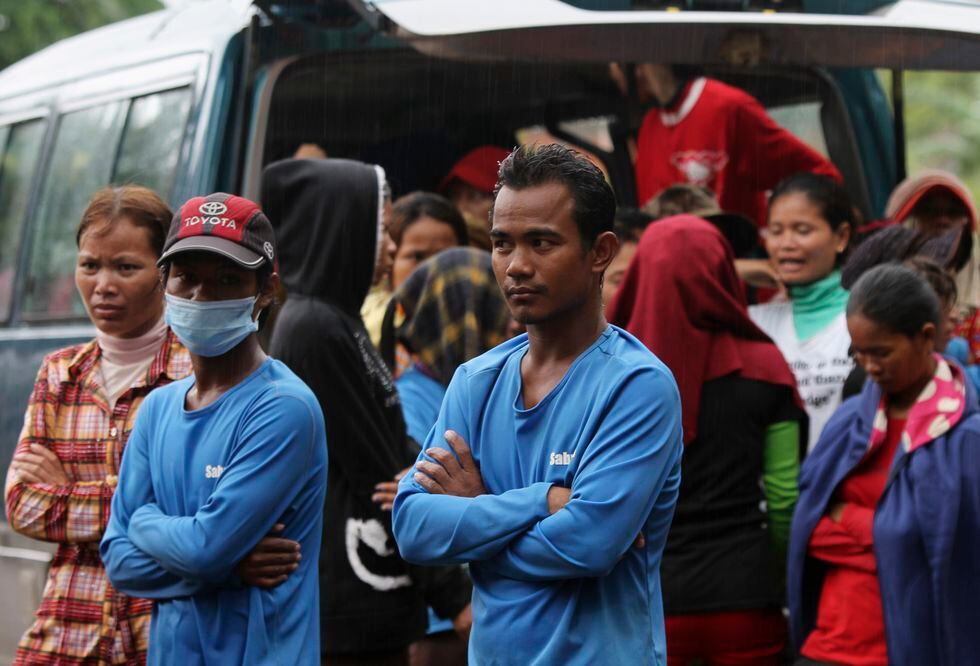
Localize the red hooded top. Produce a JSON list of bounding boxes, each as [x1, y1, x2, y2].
[[608, 215, 801, 443]]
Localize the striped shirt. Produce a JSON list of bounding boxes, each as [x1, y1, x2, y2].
[[6, 331, 190, 665]]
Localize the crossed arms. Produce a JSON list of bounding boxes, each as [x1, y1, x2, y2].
[[100, 393, 321, 598], [391, 366, 683, 582]]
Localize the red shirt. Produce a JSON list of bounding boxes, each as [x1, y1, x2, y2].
[[801, 416, 906, 666], [634, 78, 841, 226]]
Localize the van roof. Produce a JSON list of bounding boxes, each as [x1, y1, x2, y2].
[[0, 0, 253, 101]]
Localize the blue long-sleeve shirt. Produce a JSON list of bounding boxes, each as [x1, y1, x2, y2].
[[392, 326, 683, 665], [101, 358, 327, 665]]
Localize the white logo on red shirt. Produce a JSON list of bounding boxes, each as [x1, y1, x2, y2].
[[670, 150, 729, 186]]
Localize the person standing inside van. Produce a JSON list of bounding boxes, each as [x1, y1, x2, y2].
[[4, 186, 189, 664], [750, 173, 856, 450], [101, 193, 327, 663], [624, 64, 841, 226], [262, 159, 469, 665]]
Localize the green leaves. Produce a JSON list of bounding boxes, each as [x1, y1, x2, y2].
[[0, 0, 162, 70]]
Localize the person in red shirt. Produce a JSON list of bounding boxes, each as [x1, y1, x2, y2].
[[630, 64, 841, 227], [788, 263, 980, 666]]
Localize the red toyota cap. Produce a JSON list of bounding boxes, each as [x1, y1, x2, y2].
[[438, 146, 511, 195], [158, 193, 276, 269]]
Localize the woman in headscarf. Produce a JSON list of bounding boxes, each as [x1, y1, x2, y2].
[[788, 263, 980, 666], [376, 247, 510, 666], [885, 169, 980, 362], [608, 215, 806, 666]]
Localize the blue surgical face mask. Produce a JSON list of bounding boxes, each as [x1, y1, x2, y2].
[[164, 293, 259, 357]]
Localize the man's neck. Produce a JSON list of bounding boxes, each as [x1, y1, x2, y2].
[[188, 336, 267, 409], [524, 295, 607, 368], [649, 66, 681, 107]]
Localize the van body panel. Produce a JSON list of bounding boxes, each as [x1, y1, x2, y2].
[[363, 0, 980, 70]]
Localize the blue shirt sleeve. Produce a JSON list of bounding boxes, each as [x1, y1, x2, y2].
[[392, 367, 555, 565], [100, 398, 206, 599], [479, 367, 683, 581], [126, 391, 322, 581]]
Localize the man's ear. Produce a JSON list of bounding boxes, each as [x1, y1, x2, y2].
[[591, 230, 620, 275], [255, 273, 281, 314]]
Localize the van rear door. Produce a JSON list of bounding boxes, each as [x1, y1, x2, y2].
[[356, 0, 980, 70]]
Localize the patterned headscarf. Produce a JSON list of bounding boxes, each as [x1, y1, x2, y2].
[[381, 247, 510, 386]]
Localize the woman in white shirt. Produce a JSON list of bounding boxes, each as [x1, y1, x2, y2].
[[750, 173, 856, 450]]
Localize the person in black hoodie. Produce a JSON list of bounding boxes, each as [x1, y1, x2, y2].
[[262, 158, 470, 665]]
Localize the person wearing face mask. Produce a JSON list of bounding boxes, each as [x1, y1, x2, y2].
[[262, 159, 462, 665], [750, 173, 856, 450], [787, 264, 980, 666], [100, 193, 328, 664], [4, 186, 189, 665]]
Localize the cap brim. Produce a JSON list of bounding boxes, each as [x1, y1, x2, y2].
[[158, 236, 266, 269]]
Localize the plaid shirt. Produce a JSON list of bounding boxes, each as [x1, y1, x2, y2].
[[6, 331, 190, 665]]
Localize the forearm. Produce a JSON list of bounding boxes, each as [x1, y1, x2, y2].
[[392, 482, 553, 565], [763, 420, 800, 558], [481, 450, 682, 583], [128, 503, 252, 580], [102, 534, 206, 599], [6, 480, 113, 543]]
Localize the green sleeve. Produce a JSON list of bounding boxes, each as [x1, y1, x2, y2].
[[763, 420, 800, 562]]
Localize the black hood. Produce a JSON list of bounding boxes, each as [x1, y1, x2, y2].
[[261, 158, 381, 314]]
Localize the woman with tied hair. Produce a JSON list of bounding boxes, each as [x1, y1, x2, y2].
[[885, 169, 980, 361], [788, 263, 980, 666], [609, 215, 806, 666], [361, 191, 468, 348], [374, 247, 511, 666], [750, 173, 857, 450], [4, 186, 190, 664]]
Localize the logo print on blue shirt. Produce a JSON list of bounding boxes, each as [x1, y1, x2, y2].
[[549, 452, 575, 466], [205, 465, 225, 479]]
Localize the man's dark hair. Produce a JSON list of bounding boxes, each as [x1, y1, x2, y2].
[[614, 207, 653, 244], [847, 263, 940, 338], [492, 144, 616, 247]]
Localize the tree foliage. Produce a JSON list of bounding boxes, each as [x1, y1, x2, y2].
[[904, 72, 980, 197], [0, 0, 162, 70]]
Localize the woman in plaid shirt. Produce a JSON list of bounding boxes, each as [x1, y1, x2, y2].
[[4, 186, 189, 665]]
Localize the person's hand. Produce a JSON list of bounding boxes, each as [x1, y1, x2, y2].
[[547, 486, 571, 514], [452, 603, 473, 643], [372, 467, 410, 511], [413, 430, 487, 498], [828, 502, 847, 523], [238, 524, 301, 588], [11, 443, 70, 486], [734, 259, 785, 295]]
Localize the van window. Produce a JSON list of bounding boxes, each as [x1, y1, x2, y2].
[[115, 88, 192, 197], [768, 101, 829, 158], [22, 87, 192, 321], [0, 119, 47, 322], [23, 101, 127, 320]]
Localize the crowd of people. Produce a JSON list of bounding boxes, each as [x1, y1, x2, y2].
[[4, 67, 980, 666]]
